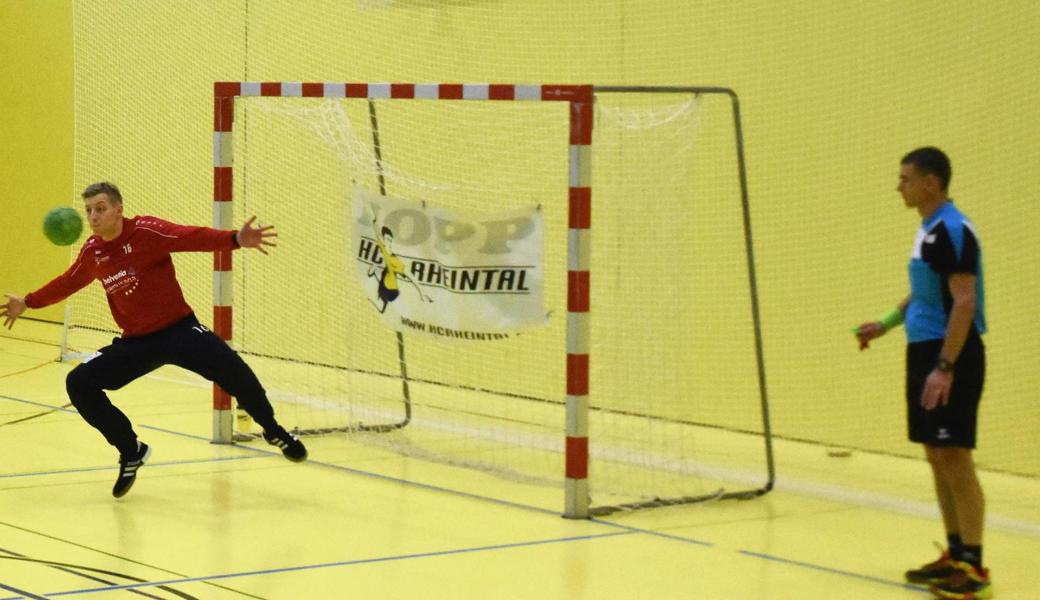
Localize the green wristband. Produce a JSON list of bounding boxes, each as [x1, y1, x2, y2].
[[879, 307, 904, 331]]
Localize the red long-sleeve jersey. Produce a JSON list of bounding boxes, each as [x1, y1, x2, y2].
[[25, 216, 238, 337]]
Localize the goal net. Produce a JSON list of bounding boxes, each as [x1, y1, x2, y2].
[[64, 82, 772, 517]]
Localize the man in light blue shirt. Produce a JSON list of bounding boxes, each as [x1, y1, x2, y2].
[[855, 147, 989, 598]]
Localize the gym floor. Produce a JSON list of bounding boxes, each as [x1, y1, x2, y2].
[[1, 326, 1037, 599]]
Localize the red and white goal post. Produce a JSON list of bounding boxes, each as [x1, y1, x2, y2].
[[211, 81, 774, 519]]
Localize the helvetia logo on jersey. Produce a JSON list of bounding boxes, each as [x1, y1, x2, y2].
[[102, 270, 128, 285], [102, 268, 139, 295]]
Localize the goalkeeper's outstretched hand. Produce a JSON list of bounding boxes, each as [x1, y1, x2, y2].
[[2, 294, 27, 330], [236, 216, 278, 255]]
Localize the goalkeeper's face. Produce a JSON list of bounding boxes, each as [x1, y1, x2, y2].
[[83, 193, 124, 240]]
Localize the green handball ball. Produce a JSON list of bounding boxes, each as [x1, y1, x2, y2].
[[43, 207, 84, 246]]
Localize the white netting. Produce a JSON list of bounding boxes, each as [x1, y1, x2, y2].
[[66, 88, 771, 508], [588, 92, 768, 508], [230, 95, 570, 489]]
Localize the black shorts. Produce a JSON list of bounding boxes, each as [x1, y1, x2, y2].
[[906, 329, 985, 448]]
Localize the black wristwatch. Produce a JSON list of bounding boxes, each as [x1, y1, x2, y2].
[[935, 357, 955, 373]]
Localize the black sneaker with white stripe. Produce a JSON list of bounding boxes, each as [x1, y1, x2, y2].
[[112, 441, 151, 498], [263, 427, 307, 462]]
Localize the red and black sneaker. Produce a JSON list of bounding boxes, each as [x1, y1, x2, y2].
[[906, 543, 959, 585], [930, 560, 992, 599]]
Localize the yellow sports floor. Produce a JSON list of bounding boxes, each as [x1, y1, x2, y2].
[[1, 329, 1038, 599]]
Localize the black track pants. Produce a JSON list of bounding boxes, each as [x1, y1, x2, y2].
[[66, 314, 277, 455]]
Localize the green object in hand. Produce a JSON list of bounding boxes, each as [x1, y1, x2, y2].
[[851, 307, 904, 336]]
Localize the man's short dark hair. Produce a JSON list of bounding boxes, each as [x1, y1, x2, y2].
[[82, 181, 123, 204], [901, 147, 951, 191]]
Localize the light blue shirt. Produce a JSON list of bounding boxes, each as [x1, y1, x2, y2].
[[905, 200, 986, 343]]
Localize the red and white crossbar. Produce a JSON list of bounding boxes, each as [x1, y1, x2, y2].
[[212, 81, 594, 518]]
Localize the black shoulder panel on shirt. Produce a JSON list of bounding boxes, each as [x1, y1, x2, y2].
[[955, 224, 981, 274], [921, 222, 957, 275]]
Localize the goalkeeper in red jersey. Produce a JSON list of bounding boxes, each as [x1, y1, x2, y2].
[[1, 182, 307, 498]]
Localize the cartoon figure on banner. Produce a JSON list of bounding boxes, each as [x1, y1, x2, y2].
[[367, 217, 433, 313]]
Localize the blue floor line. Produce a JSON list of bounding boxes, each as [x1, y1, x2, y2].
[[737, 549, 932, 594], [5, 532, 634, 599], [588, 518, 713, 547], [585, 520, 923, 592], [0, 455, 262, 480]]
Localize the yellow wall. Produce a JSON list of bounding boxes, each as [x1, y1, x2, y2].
[[0, 0, 74, 329], [5, 1, 1039, 475]]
